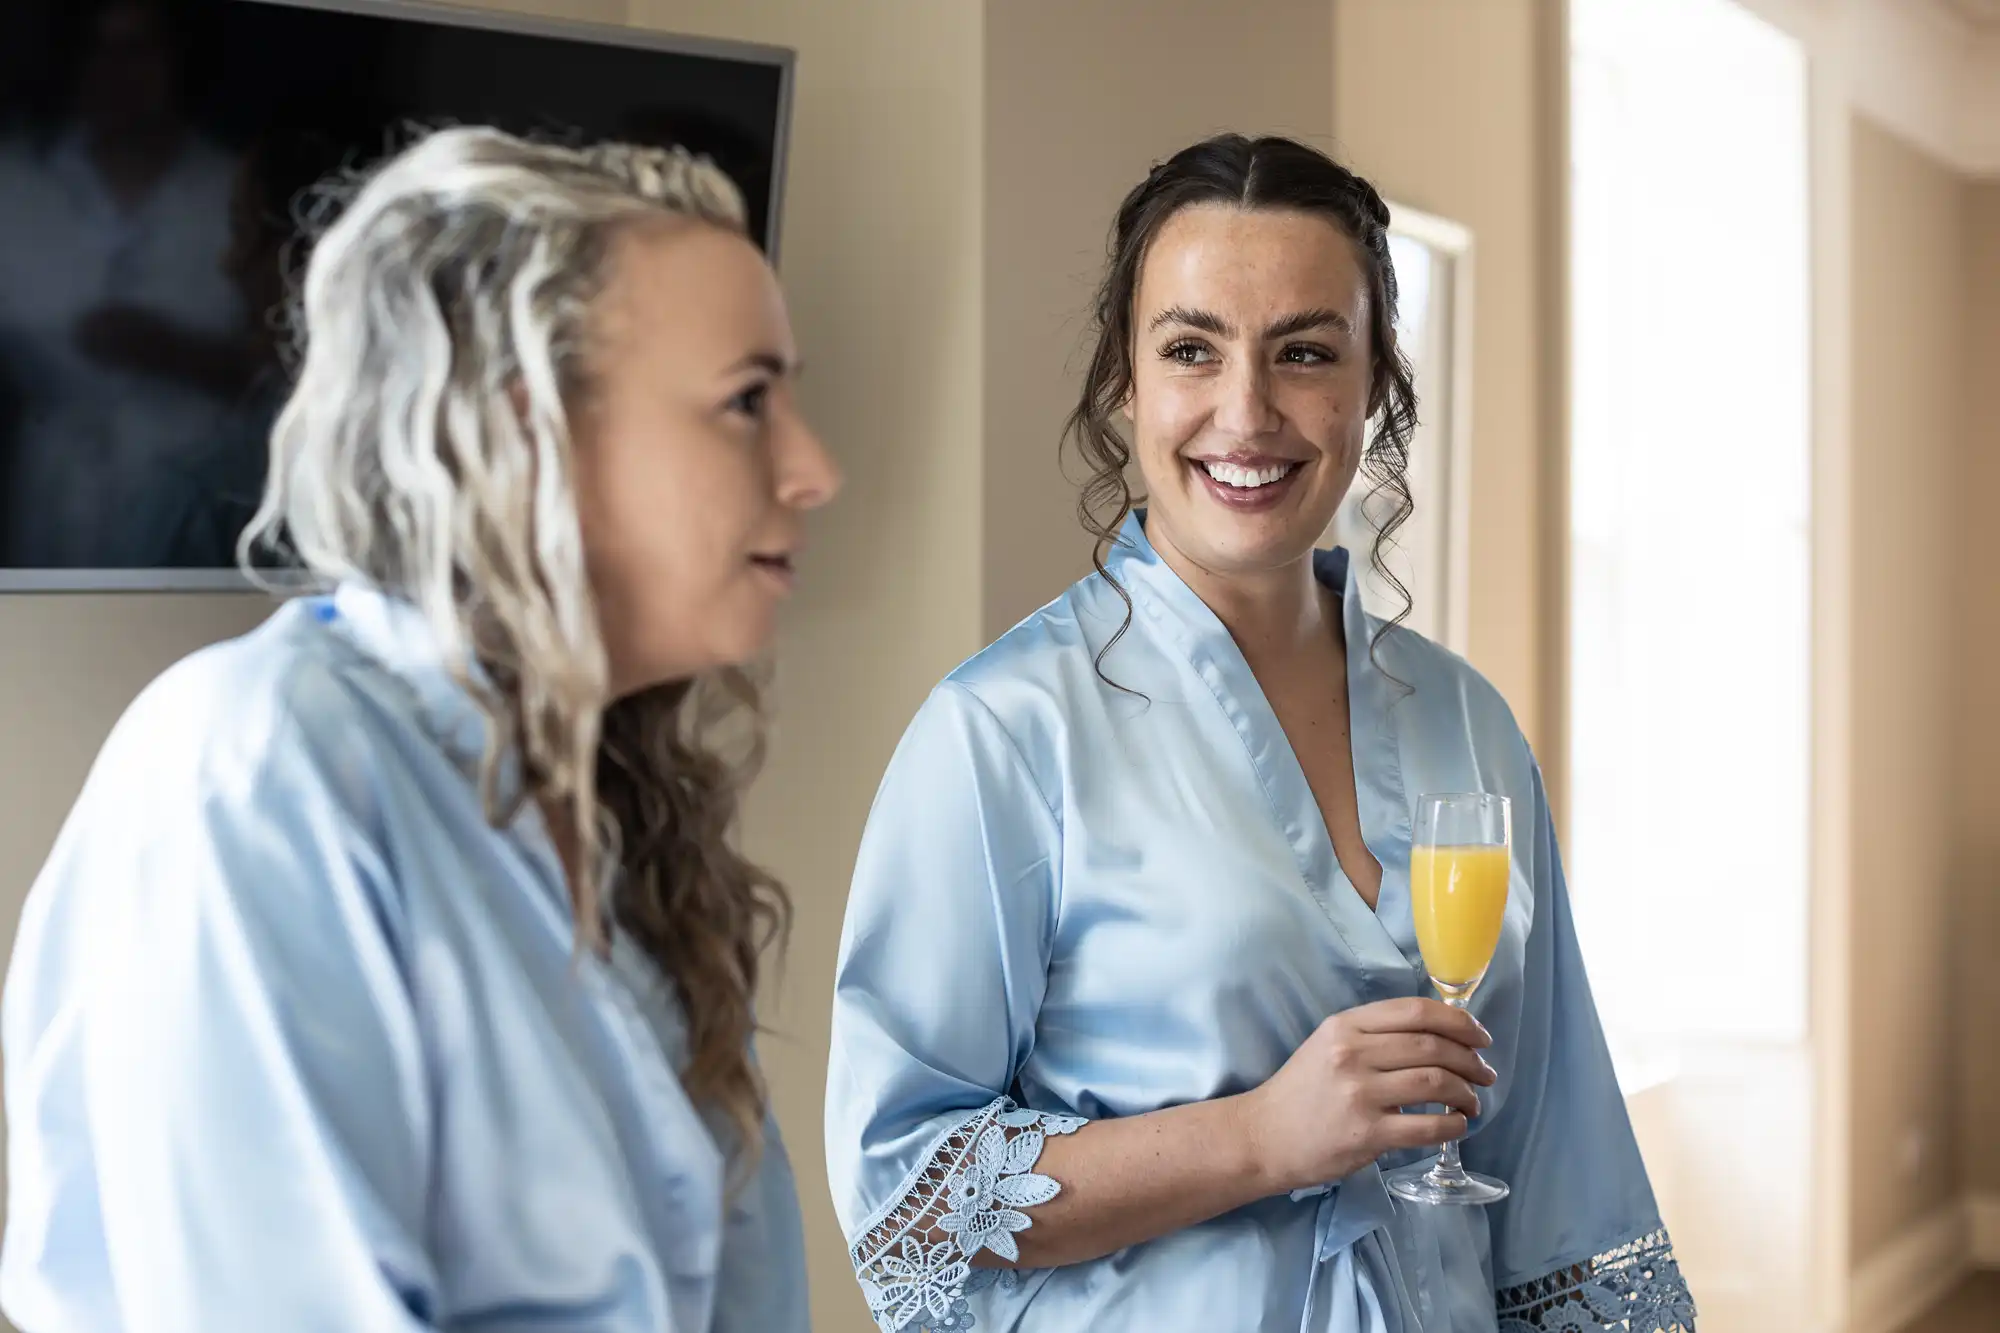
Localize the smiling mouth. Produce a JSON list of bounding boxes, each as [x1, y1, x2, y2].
[[750, 553, 796, 580], [1195, 459, 1305, 490], [1184, 456, 1310, 513]]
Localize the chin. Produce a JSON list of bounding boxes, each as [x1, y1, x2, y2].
[[706, 611, 782, 674], [612, 632, 772, 703], [1172, 506, 1330, 575]]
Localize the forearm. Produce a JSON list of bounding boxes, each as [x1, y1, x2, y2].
[[980, 1092, 1276, 1270]]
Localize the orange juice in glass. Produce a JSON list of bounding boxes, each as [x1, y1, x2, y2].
[[1388, 792, 1513, 1207], [1409, 844, 1510, 993]]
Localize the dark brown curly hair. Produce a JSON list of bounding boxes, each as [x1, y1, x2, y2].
[[1064, 134, 1421, 674]]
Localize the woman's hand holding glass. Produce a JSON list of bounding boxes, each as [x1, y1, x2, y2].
[[1236, 997, 1496, 1195]]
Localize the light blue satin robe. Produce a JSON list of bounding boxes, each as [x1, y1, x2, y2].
[[1, 585, 810, 1333], [826, 513, 1695, 1333]]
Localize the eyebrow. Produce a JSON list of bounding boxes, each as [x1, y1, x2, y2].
[[1147, 305, 1354, 340], [727, 350, 801, 378]]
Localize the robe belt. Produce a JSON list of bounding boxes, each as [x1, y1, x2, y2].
[[1292, 1163, 1426, 1333]]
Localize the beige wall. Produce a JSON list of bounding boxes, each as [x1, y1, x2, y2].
[[1331, 0, 1562, 763], [978, 0, 1336, 641], [1959, 179, 2000, 1198], [1847, 116, 1969, 1266]]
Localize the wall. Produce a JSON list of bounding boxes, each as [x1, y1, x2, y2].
[[978, 0, 1336, 641], [1846, 115, 1968, 1267], [1330, 0, 1562, 763], [1959, 179, 2000, 1200]]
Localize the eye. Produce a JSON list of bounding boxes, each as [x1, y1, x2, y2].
[[1279, 343, 1336, 365], [726, 380, 771, 420], [1163, 340, 1215, 367]]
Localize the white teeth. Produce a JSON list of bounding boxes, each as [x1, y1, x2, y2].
[[1202, 460, 1295, 489]]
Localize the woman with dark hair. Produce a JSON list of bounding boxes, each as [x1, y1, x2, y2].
[[826, 135, 1693, 1333]]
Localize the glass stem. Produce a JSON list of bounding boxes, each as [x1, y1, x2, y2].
[[1430, 988, 1474, 1182]]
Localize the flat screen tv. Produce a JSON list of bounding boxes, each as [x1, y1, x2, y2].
[[0, 0, 794, 590]]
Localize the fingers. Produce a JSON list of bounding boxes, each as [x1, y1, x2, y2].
[[1349, 997, 1492, 1047], [1375, 1111, 1470, 1153], [1363, 1031, 1498, 1086], [1374, 1067, 1483, 1120]]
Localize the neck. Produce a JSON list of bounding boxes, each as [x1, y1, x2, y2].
[[1151, 531, 1335, 665]]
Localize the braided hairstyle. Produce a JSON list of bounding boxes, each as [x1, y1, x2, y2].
[[1064, 134, 1420, 678]]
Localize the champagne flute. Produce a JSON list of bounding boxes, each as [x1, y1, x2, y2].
[[1386, 792, 1512, 1207]]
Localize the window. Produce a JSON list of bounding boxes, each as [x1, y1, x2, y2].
[[1568, 0, 1811, 1049]]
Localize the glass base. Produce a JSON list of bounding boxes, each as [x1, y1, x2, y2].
[[1385, 1159, 1511, 1207]]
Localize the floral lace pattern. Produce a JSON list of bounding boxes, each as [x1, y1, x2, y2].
[[1495, 1229, 1697, 1332], [851, 1098, 1086, 1333]]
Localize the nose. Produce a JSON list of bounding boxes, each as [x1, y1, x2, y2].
[[775, 409, 841, 512], [1211, 357, 1281, 440]]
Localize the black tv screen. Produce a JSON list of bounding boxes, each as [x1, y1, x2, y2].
[[0, 0, 793, 587]]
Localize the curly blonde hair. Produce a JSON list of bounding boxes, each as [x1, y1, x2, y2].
[[242, 125, 789, 1161]]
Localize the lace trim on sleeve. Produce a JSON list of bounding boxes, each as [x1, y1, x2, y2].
[[849, 1096, 1086, 1333], [1496, 1228, 1697, 1332]]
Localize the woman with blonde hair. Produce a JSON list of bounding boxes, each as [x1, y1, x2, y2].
[[1, 124, 839, 1330]]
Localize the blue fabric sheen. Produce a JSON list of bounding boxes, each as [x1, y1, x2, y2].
[[826, 512, 1695, 1332], [1, 585, 811, 1333]]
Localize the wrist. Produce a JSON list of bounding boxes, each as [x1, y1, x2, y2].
[[1221, 1089, 1286, 1198]]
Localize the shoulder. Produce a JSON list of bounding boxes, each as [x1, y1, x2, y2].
[[945, 562, 1136, 711], [12, 603, 433, 1034], [1377, 621, 1519, 727], [78, 600, 424, 864], [1371, 619, 1543, 800], [915, 575, 1125, 802], [862, 591, 1100, 831]]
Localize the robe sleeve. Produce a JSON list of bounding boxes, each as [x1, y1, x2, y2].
[[1464, 762, 1699, 1332], [824, 683, 1085, 1333], [0, 697, 442, 1332]]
